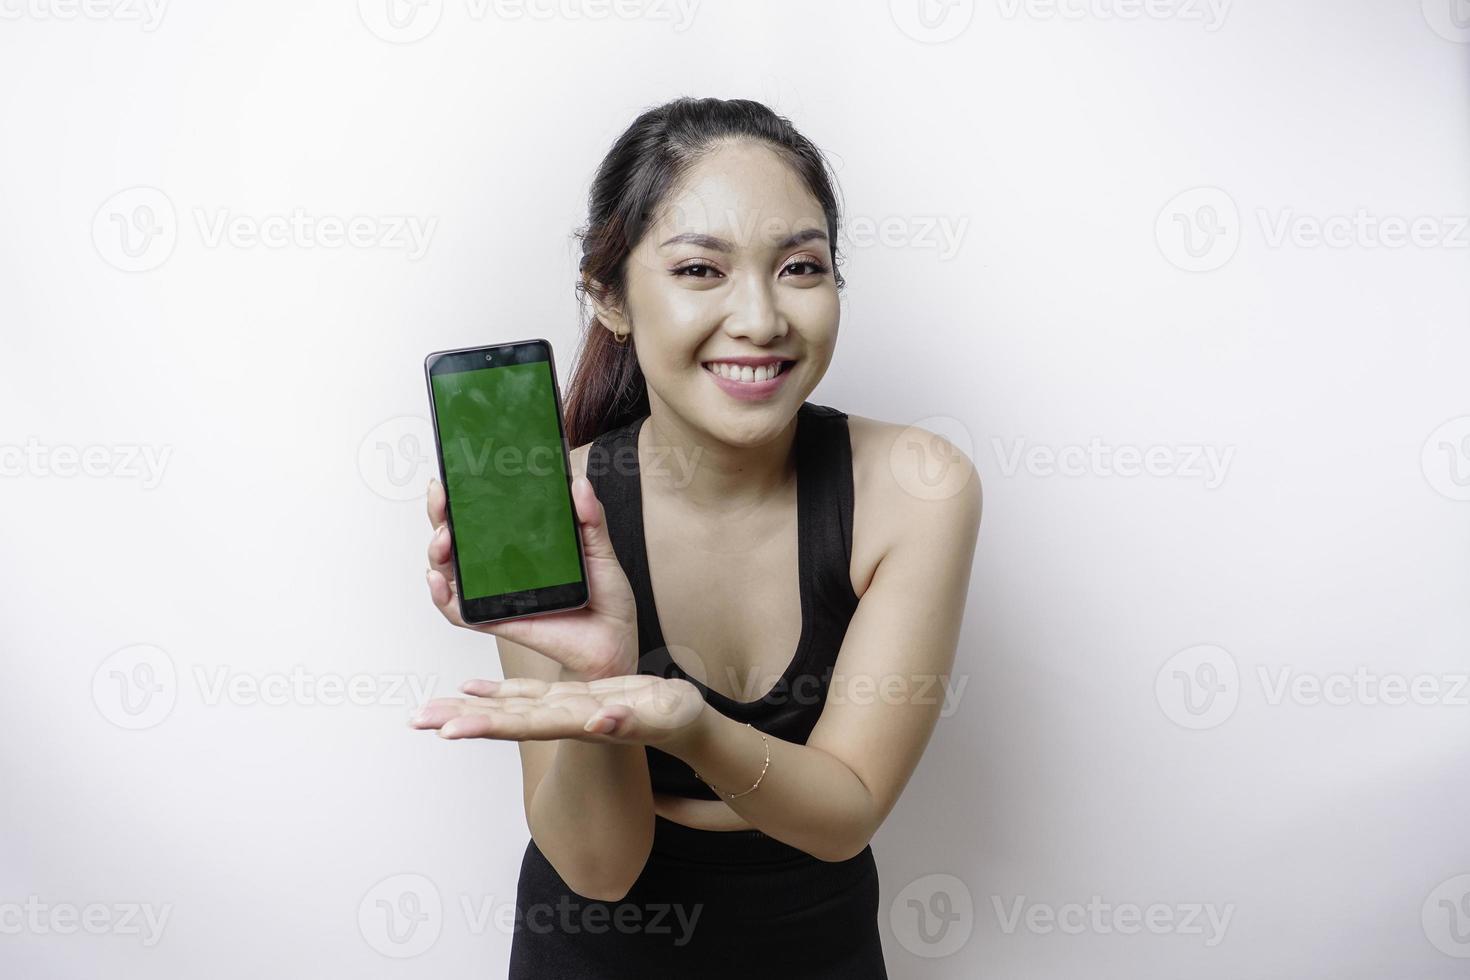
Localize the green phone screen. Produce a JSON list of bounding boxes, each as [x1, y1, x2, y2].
[[430, 360, 582, 601]]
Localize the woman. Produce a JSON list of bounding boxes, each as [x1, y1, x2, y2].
[[413, 96, 982, 978]]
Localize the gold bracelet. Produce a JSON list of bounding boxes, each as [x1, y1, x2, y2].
[[692, 722, 770, 800]]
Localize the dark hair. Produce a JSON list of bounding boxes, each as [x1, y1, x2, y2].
[[563, 96, 847, 448]]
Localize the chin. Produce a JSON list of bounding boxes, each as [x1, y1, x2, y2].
[[697, 394, 802, 447]]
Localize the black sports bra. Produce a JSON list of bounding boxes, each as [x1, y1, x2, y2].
[[584, 401, 862, 799]]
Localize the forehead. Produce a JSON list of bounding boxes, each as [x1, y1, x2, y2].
[[649, 141, 826, 248]]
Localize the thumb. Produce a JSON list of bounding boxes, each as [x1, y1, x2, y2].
[[572, 474, 618, 563]]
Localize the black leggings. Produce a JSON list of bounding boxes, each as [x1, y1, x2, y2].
[[508, 815, 888, 978]]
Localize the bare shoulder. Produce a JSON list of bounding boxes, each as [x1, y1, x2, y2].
[[845, 412, 983, 573]]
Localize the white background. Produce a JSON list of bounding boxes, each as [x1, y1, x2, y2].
[[3, 1, 1469, 977]]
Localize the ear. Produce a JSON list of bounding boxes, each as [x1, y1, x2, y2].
[[583, 276, 630, 338]]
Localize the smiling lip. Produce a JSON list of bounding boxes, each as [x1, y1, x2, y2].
[[701, 357, 797, 402]]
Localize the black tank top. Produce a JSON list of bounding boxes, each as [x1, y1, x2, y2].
[[585, 401, 862, 800]]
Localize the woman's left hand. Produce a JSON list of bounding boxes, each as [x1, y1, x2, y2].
[[410, 674, 706, 748]]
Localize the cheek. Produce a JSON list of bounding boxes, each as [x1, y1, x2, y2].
[[626, 265, 704, 330], [788, 287, 840, 344]]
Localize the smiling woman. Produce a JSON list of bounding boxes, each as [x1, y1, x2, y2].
[[415, 96, 982, 978]]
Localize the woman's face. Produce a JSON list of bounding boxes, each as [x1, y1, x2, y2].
[[600, 140, 840, 447]]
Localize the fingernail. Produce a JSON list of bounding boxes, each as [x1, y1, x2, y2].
[[583, 712, 613, 734]]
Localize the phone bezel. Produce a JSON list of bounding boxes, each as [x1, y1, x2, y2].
[[423, 338, 590, 625]]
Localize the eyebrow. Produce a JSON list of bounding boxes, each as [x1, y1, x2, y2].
[[658, 227, 829, 252]]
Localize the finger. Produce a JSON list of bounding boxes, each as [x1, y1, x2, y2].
[[426, 568, 468, 626], [427, 522, 456, 579], [426, 476, 446, 528], [461, 677, 557, 699], [439, 705, 589, 741], [410, 695, 543, 729], [409, 701, 464, 729], [419, 694, 543, 713]]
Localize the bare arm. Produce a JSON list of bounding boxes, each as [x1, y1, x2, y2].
[[421, 446, 657, 901], [659, 429, 982, 861], [494, 636, 655, 902], [418, 426, 983, 867]]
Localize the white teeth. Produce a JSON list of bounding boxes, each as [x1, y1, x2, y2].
[[706, 361, 784, 382]]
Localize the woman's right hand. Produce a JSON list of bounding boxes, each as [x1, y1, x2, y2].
[[425, 473, 640, 682]]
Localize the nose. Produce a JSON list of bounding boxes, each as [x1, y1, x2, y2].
[[721, 272, 786, 345]]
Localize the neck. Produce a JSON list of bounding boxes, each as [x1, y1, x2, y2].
[[639, 395, 799, 511]]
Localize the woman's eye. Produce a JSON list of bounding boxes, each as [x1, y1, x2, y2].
[[783, 258, 828, 277], [673, 263, 720, 279]]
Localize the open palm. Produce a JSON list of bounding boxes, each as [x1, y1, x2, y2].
[[410, 674, 705, 746]]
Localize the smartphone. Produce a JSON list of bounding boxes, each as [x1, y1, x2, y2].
[[423, 339, 589, 625]]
